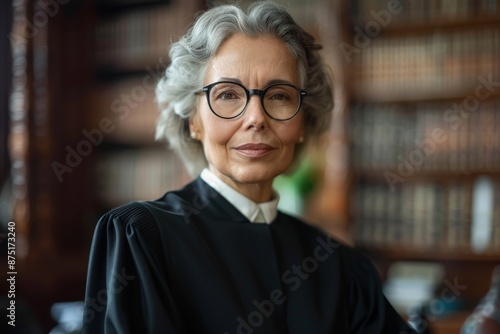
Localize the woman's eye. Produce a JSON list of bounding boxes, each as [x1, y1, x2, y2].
[[269, 92, 290, 101], [219, 91, 238, 100], [213, 89, 243, 101]]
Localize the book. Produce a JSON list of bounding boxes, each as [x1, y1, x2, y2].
[[351, 0, 500, 23], [352, 27, 500, 101], [352, 179, 486, 251], [350, 100, 500, 175], [95, 0, 202, 72]]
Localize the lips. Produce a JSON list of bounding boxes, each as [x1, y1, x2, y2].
[[234, 143, 276, 158]]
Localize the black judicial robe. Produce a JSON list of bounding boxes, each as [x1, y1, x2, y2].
[[83, 177, 415, 334]]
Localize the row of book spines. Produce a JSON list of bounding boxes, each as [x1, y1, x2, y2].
[[97, 148, 190, 205], [354, 226, 500, 250], [352, 218, 494, 249], [353, 29, 500, 86], [94, 0, 201, 70], [352, 0, 500, 22], [350, 102, 500, 173], [351, 180, 500, 250]]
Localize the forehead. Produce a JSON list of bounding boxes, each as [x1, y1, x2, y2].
[[205, 33, 299, 85]]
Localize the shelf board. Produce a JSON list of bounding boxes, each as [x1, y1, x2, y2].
[[359, 246, 500, 262], [97, 0, 170, 16], [352, 169, 500, 183], [351, 85, 500, 104], [353, 14, 500, 37], [96, 64, 167, 81], [104, 126, 160, 146]]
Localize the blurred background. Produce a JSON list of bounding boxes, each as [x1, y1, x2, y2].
[[1, 0, 499, 333]]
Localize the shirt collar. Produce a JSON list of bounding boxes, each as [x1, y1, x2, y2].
[[200, 168, 279, 224]]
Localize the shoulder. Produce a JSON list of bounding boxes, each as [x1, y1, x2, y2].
[[94, 179, 206, 247], [98, 178, 202, 228], [102, 200, 155, 224], [94, 201, 162, 252]]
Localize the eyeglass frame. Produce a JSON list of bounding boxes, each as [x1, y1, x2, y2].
[[196, 81, 307, 121]]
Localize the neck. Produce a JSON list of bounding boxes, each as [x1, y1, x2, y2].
[[209, 168, 274, 203]]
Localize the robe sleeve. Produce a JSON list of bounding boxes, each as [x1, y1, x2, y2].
[[82, 202, 185, 334], [345, 250, 416, 334]]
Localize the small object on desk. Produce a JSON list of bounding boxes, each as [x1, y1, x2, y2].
[[461, 265, 500, 334], [383, 261, 445, 314], [49, 301, 84, 334]]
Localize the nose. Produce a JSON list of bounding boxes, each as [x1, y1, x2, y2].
[[243, 93, 267, 130]]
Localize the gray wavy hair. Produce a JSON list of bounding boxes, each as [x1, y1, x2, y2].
[[155, 1, 333, 176]]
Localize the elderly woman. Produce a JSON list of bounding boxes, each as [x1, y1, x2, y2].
[[83, 2, 414, 333]]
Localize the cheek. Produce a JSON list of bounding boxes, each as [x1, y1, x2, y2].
[[205, 120, 233, 144], [201, 117, 238, 156], [196, 102, 233, 145], [274, 119, 304, 145]]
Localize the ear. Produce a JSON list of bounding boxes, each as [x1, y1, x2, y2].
[[189, 112, 202, 141], [188, 117, 196, 134]]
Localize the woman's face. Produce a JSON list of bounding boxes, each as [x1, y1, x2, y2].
[[190, 33, 305, 193]]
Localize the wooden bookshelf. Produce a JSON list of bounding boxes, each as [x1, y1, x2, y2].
[[334, 0, 500, 331], [344, 0, 500, 248], [6, 0, 201, 331], [91, 0, 203, 212], [8, 0, 96, 330]]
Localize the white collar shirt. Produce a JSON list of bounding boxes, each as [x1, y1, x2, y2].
[[200, 168, 279, 224]]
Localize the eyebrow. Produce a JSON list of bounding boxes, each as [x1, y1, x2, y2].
[[217, 77, 295, 87]]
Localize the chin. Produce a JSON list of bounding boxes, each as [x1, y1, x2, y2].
[[229, 164, 288, 184]]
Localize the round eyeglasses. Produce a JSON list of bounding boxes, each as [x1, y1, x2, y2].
[[197, 81, 307, 121]]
